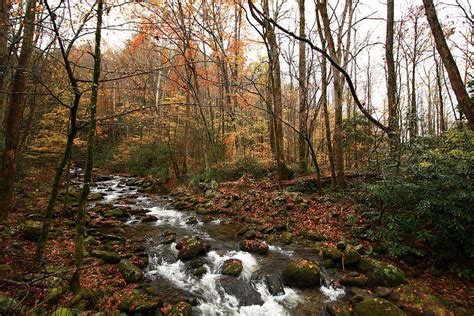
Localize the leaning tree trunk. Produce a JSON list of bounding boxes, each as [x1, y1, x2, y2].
[[0, 0, 37, 222], [422, 0, 474, 129], [70, 0, 103, 292]]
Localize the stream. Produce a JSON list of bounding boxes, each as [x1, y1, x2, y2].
[[90, 175, 346, 315]]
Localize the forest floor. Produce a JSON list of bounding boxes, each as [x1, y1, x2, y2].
[[0, 170, 472, 315]]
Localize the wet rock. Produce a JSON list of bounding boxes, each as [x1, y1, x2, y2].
[[186, 258, 207, 270], [221, 259, 243, 277], [264, 274, 285, 296], [118, 259, 143, 283], [239, 239, 269, 255], [141, 214, 158, 222], [281, 259, 320, 289], [22, 220, 42, 241], [347, 287, 372, 303], [0, 294, 23, 314], [357, 257, 407, 287], [192, 266, 207, 277], [323, 259, 335, 268], [90, 249, 121, 264], [87, 192, 103, 201], [104, 208, 126, 218], [186, 216, 198, 225], [176, 237, 211, 261], [280, 232, 294, 244], [322, 246, 342, 261], [323, 245, 360, 265], [244, 229, 256, 240], [218, 276, 263, 306], [353, 298, 406, 316], [163, 234, 177, 244], [340, 272, 368, 287]]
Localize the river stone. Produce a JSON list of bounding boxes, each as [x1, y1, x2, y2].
[[340, 272, 368, 287], [90, 249, 121, 263], [357, 257, 407, 287], [0, 294, 23, 314], [169, 301, 192, 316], [239, 239, 269, 255], [221, 259, 243, 277], [326, 302, 351, 316], [22, 220, 42, 241], [265, 274, 285, 296], [104, 208, 126, 218], [176, 237, 211, 261], [244, 229, 257, 239], [88, 192, 103, 201], [323, 245, 361, 265], [218, 276, 263, 306], [281, 259, 320, 288], [353, 298, 406, 316], [141, 214, 158, 222], [118, 259, 143, 283]]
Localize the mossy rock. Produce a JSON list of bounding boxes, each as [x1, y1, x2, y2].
[[301, 230, 325, 241], [281, 259, 320, 288], [323, 245, 360, 265], [70, 288, 97, 310], [169, 301, 192, 316], [50, 307, 75, 316], [391, 284, 456, 315], [104, 208, 126, 218], [280, 232, 294, 244], [118, 259, 143, 283], [326, 302, 351, 316], [22, 220, 42, 241], [353, 298, 406, 316], [221, 259, 243, 277], [45, 287, 64, 304], [358, 257, 407, 287], [239, 239, 269, 255], [0, 294, 23, 314], [340, 272, 368, 287], [118, 289, 162, 313], [176, 237, 211, 261], [90, 249, 121, 264]]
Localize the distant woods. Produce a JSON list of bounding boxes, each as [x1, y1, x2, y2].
[[0, 0, 473, 222]]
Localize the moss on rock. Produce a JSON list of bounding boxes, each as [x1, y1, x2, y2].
[[281, 259, 320, 288], [358, 257, 407, 287], [221, 259, 243, 277], [353, 298, 406, 316]]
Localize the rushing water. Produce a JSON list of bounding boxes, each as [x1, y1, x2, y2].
[[90, 175, 345, 315]]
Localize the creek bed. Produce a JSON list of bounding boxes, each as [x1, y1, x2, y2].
[[90, 175, 346, 315]]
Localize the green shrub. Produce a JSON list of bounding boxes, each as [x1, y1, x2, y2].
[[359, 129, 474, 263]]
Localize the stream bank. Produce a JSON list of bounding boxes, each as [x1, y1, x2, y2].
[[0, 173, 471, 315]]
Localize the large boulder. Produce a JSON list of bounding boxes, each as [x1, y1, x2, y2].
[[22, 220, 42, 241], [281, 259, 320, 289], [118, 259, 143, 283], [176, 237, 211, 261], [218, 276, 263, 306], [353, 298, 406, 316], [90, 249, 121, 264], [358, 257, 407, 287], [221, 259, 243, 277], [118, 289, 163, 313], [239, 239, 269, 255]]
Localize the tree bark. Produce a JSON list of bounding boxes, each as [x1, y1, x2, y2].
[[386, 0, 399, 148], [0, 0, 37, 222], [297, 0, 308, 172], [70, 0, 103, 292], [422, 0, 473, 129]]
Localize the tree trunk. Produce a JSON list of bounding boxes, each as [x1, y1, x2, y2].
[[386, 0, 399, 149], [0, 0, 37, 222], [0, 0, 11, 124], [297, 0, 308, 172], [422, 0, 473, 129], [70, 0, 103, 292]]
